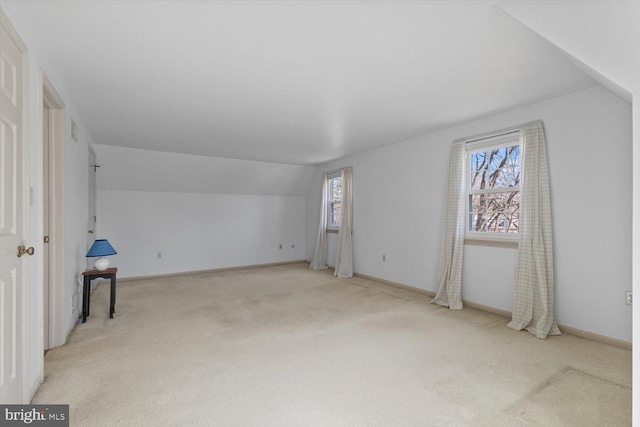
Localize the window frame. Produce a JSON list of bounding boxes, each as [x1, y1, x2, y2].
[[465, 132, 521, 243], [326, 171, 343, 232]]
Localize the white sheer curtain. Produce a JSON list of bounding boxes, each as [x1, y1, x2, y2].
[[507, 122, 560, 339], [334, 167, 353, 278], [431, 142, 466, 309], [310, 172, 329, 270]]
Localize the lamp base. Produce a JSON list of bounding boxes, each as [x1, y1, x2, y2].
[[94, 257, 110, 271]]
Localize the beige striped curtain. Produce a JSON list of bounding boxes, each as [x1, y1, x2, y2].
[[432, 142, 466, 309], [507, 122, 560, 339], [334, 167, 353, 278], [310, 172, 329, 270]]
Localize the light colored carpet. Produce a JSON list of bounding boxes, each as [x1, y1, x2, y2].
[[33, 263, 631, 426]]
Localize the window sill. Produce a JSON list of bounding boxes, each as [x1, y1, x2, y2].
[[464, 238, 518, 249]]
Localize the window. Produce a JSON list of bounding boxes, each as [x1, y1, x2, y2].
[[466, 133, 521, 239], [327, 171, 343, 230]]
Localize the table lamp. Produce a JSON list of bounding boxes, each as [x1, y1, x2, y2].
[[86, 239, 117, 271]]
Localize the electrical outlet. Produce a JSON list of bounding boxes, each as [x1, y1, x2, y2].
[[382, 254, 386, 262], [625, 291, 632, 306]]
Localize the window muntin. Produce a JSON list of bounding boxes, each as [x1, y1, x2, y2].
[[327, 172, 343, 230], [467, 136, 521, 238]]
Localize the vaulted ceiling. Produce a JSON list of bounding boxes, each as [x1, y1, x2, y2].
[[4, 1, 598, 165]]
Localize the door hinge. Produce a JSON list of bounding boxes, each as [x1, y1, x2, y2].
[[94, 215, 97, 223], [44, 236, 49, 243]]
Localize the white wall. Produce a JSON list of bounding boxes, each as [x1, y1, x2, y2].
[[1, 5, 95, 397], [98, 191, 305, 278], [95, 145, 312, 278], [307, 85, 632, 342]]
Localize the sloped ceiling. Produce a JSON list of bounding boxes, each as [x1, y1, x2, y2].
[[497, 0, 639, 99], [95, 144, 315, 196], [4, 1, 597, 165]]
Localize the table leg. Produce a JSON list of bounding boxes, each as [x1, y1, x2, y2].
[[110, 274, 116, 319], [82, 276, 89, 323]]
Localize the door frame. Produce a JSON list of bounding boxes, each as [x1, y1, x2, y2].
[[88, 144, 97, 256], [41, 72, 66, 350], [0, 9, 31, 403]]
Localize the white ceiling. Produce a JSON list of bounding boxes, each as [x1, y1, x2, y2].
[[5, 1, 596, 165]]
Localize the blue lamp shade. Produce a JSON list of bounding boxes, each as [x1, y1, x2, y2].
[[86, 239, 117, 257], [86, 239, 117, 270]]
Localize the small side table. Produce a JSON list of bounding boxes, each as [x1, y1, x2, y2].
[[82, 267, 117, 323]]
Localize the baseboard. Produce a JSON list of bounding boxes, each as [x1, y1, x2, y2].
[[461, 300, 512, 318], [556, 325, 632, 350], [353, 272, 631, 350], [354, 272, 436, 298], [117, 260, 308, 282], [28, 374, 43, 403]]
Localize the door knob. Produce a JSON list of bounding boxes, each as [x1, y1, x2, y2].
[[88, 230, 94, 234], [17, 245, 35, 257]]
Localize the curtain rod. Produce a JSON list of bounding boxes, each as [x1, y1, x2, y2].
[[454, 120, 543, 145], [324, 166, 352, 176]]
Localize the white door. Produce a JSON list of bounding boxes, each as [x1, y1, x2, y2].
[[0, 18, 29, 403]]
